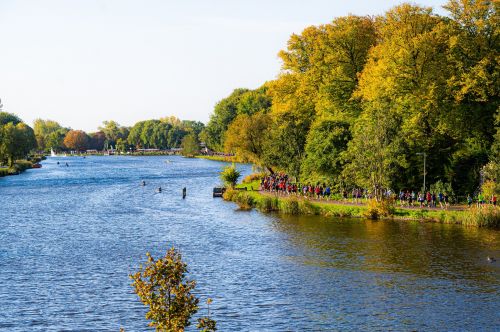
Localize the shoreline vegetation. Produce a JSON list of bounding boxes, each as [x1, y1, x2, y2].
[[221, 178, 500, 228]]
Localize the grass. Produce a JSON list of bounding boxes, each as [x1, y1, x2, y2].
[[0, 159, 35, 177], [196, 155, 243, 163], [235, 179, 260, 191], [223, 189, 500, 228]]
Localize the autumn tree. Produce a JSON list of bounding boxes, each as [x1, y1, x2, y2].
[[63, 130, 89, 151], [131, 247, 199, 332], [224, 112, 270, 165]]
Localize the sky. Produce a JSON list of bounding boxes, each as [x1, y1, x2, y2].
[[0, 0, 447, 132]]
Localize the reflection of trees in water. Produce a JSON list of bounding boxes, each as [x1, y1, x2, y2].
[[270, 215, 500, 283]]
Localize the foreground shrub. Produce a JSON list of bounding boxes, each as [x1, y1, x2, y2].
[[130, 247, 200, 331]]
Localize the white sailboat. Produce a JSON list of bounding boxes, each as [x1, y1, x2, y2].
[[50, 148, 56, 157]]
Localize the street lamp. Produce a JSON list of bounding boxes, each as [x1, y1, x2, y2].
[[416, 152, 427, 192]]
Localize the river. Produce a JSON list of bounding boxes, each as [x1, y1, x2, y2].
[[0, 156, 499, 331]]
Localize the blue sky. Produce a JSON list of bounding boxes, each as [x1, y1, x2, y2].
[[0, 0, 447, 131]]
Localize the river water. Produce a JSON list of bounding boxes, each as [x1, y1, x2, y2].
[[0, 156, 499, 331]]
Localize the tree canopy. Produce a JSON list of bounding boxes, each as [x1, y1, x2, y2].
[[202, 1, 499, 196]]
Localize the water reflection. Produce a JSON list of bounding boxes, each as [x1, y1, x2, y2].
[[272, 215, 500, 284]]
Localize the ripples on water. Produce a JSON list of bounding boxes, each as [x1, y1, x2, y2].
[[0, 156, 499, 331]]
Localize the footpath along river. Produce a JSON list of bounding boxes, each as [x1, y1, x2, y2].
[[0, 156, 499, 331]]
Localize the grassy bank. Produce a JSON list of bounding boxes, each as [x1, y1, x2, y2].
[[0, 160, 34, 177], [223, 189, 500, 228], [196, 155, 244, 163]]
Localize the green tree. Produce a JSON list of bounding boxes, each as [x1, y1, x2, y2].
[[220, 164, 241, 188], [0, 122, 36, 166], [181, 133, 199, 157], [236, 86, 272, 116], [204, 88, 249, 151], [98, 120, 123, 147], [130, 247, 199, 332], [128, 121, 146, 148], [343, 108, 406, 198], [45, 128, 69, 152], [301, 118, 351, 181], [33, 119, 65, 151], [0, 111, 21, 126], [115, 138, 127, 153]]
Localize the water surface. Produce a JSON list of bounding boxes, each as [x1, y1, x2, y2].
[[0, 156, 499, 331]]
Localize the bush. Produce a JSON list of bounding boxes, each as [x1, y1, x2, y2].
[[0, 168, 9, 177], [220, 164, 241, 188], [235, 192, 254, 210], [364, 199, 395, 220], [13, 160, 33, 172], [222, 189, 239, 201], [481, 180, 497, 201]]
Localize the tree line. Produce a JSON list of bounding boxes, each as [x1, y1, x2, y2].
[[201, 0, 499, 197], [0, 102, 205, 166]]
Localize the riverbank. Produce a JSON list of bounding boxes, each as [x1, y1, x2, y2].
[[0, 155, 45, 177], [195, 155, 243, 163], [224, 186, 500, 228]]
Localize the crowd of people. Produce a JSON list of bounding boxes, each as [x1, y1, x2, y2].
[[260, 173, 497, 209]]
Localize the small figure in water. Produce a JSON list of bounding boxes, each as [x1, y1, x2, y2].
[[65, 162, 69, 167], [141, 180, 146, 186], [157, 187, 162, 193], [182, 187, 186, 199], [57, 162, 60, 165]]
